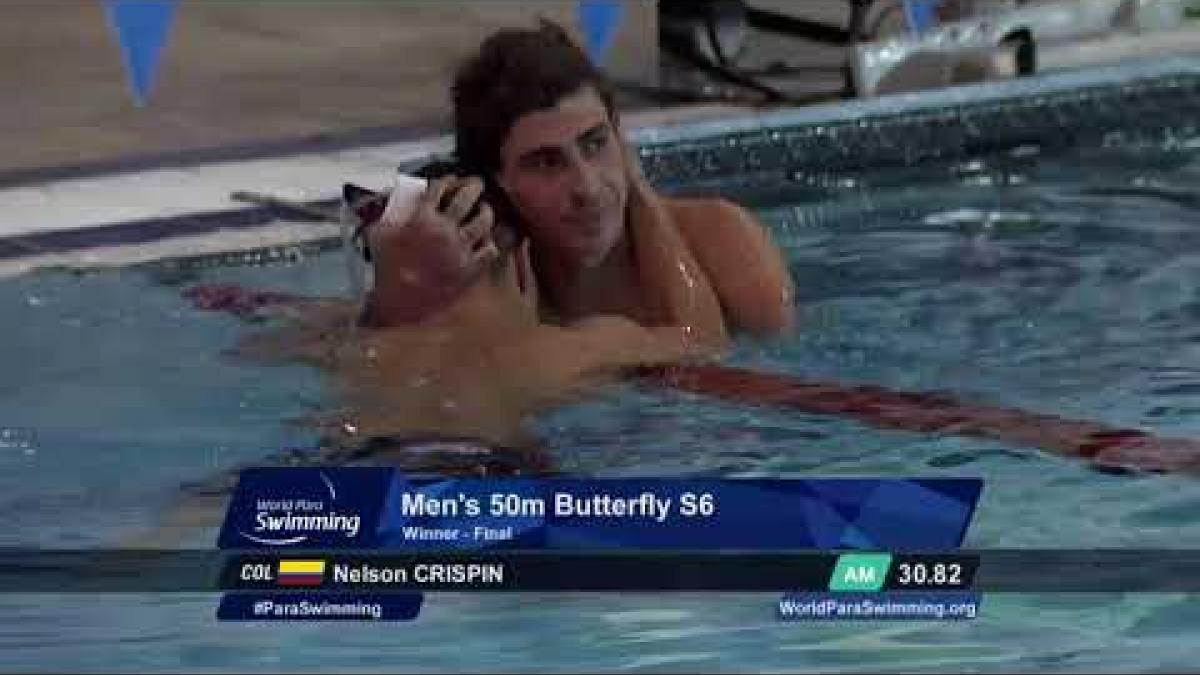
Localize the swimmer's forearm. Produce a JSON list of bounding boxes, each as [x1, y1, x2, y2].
[[635, 326, 723, 366], [628, 185, 729, 347], [569, 318, 721, 376]]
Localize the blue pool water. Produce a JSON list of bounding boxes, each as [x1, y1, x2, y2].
[[2, 133, 1199, 671]]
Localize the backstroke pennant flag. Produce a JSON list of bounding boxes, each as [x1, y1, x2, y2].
[[103, 0, 179, 106], [902, 0, 943, 36], [577, 0, 625, 66]]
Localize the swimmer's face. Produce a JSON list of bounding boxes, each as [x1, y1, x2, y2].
[[496, 87, 628, 269]]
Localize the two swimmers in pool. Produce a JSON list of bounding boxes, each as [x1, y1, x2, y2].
[[359, 20, 794, 341], [189, 20, 1200, 480], [199, 21, 794, 466]]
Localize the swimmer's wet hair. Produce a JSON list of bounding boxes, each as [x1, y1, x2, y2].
[[452, 19, 617, 176]]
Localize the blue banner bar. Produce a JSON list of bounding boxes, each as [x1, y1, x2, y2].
[[217, 592, 423, 621], [219, 470, 982, 552]]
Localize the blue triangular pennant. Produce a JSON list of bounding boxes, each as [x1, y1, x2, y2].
[[577, 0, 624, 66], [902, 0, 941, 36], [104, 0, 178, 106]]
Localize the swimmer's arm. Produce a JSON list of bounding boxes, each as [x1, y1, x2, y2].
[[627, 181, 729, 349], [673, 199, 796, 339], [559, 315, 724, 377]]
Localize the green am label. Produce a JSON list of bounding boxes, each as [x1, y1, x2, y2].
[[829, 553, 892, 592]]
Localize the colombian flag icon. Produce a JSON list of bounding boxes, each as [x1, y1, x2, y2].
[[277, 560, 326, 587]]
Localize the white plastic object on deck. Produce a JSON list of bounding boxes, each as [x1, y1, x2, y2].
[[852, 0, 1197, 97]]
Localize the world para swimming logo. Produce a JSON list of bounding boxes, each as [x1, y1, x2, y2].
[[219, 466, 388, 548]]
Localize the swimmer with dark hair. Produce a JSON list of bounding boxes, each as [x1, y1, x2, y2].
[[180, 19, 1200, 489], [135, 173, 729, 546]]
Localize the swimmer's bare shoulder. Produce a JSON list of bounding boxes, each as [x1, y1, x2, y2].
[[666, 197, 795, 338]]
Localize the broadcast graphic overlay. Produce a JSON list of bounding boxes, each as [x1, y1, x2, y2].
[[214, 468, 984, 621]]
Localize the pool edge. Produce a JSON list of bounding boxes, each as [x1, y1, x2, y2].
[[3, 55, 1199, 279]]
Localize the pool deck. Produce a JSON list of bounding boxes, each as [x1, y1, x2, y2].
[[0, 2, 635, 181], [1, 0, 872, 185], [0, 0, 782, 276], [3, 53, 1199, 279]]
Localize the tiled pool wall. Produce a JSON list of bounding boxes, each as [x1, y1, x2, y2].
[[636, 58, 1200, 196]]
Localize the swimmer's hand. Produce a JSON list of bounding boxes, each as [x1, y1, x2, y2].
[[366, 176, 499, 326]]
